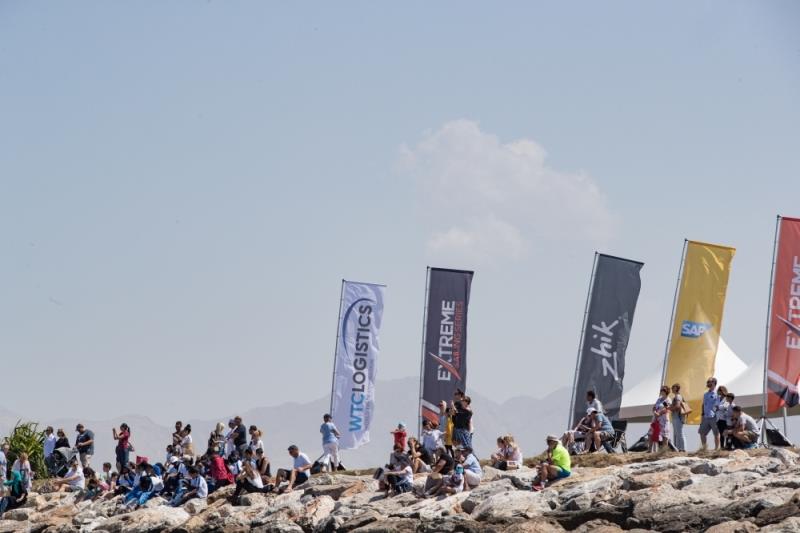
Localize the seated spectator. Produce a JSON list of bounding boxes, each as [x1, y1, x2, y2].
[[207, 449, 234, 492], [726, 406, 759, 449], [533, 435, 571, 491], [53, 457, 85, 492], [100, 462, 113, 485], [0, 469, 28, 519], [226, 452, 243, 477], [408, 438, 430, 474], [123, 475, 154, 510], [171, 466, 207, 506], [457, 446, 482, 490], [431, 447, 454, 476], [430, 464, 465, 497], [229, 460, 273, 504], [114, 466, 136, 495], [562, 410, 594, 455], [255, 448, 271, 482], [490, 437, 505, 465], [585, 408, 615, 453], [273, 445, 312, 493], [382, 454, 413, 496], [493, 435, 522, 470]]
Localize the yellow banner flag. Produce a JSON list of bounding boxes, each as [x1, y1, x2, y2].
[[664, 240, 736, 424]]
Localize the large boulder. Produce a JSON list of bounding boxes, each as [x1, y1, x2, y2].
[[98, 506, 190, 533]]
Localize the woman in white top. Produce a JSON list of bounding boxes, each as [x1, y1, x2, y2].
[[181, 424, 194, 458], [12, 452, 33, 491], [249, 427, 265, 454], [503, 435, 523, 466], [224, 419, 236, 458]]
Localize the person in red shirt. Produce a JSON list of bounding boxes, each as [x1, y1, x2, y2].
[[112, 423, 131, 473], [390, 423, 407, 450], [207, 449, 234, 490]]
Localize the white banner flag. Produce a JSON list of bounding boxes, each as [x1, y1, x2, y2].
[[331, 280, 385, 450]]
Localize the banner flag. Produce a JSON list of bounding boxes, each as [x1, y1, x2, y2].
[[571, 254, 643, 426], [766, 216, 800, 412], [664, 241, 736, 424], [331, 280, 386, 450], [419, 268, 474, 427]]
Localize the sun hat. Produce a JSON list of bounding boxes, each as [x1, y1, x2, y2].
[[546, 434, 560, 442]]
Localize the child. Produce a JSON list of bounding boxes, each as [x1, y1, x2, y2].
[[390, 423, 407, 451], [648, 417, 661, 453]]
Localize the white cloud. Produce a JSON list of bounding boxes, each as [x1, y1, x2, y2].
[[399, 119, 618, 264]]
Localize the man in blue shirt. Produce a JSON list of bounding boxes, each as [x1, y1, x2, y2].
[[699, 377, 720, 450], [75, 424, 95, 468], [585, 409, 614, 452], [319, 414, 341, 471]]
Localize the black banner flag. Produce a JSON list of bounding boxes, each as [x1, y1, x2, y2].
[[571, 254, 643, 425], [419, 267, 474, 427]]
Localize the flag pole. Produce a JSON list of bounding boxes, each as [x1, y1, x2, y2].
[[661, 239, 688, 387], [761, 216, 781, 425], [417, 267, 432, 438], [329, 280, 346, 415], [568, 252, 599, 428]]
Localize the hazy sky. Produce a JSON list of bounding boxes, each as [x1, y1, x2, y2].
[[2, 1, 799, 425]]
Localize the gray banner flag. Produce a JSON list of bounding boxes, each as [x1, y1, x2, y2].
[[572, 254, 643, 425]]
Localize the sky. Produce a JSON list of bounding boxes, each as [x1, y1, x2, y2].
[[1, 1, 799, 426]]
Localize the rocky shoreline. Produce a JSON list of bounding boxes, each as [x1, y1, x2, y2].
[[2, 448, 800, 532]]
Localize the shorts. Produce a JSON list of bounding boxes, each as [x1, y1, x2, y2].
[[699, 417, 719, 437], [79, 453, 92, 468], [598, 431, 614, 442], [555, 467, 571, 479], [293, 471, 309, 486]]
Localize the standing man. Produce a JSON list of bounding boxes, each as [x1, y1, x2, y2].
[[319, 414, 341, 472], [533, 435, 571, 491], [233, 417, 248, 457], [669, 384, 687, 452], [698, 377, 720, 451], [75, 424, 95, 468], [586, 390, 604, 415], [43, 427, 57, 460]]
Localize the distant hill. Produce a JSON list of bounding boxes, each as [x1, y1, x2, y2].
[[0, 378, 571, 470]]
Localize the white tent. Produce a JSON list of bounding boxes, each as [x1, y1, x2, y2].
[[618, 337, 756, 423]]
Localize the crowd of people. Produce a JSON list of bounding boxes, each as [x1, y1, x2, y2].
[[2, 377, 762, 518], [561, 378, 760, 456]]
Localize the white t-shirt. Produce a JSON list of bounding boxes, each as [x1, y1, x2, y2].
[[247, 471, 264, 488], [293, 452, 312, 472], [44, 434, 57, 457], [150, 475, 164, 492], [250, 438, 264, 453], [181, 434, 193, 448], [421, 429, 443, 452], [397, 465, 413, 485], [190, 475, 208, 498], [65, 466, 85, 489], [587, 398, 604, 414]]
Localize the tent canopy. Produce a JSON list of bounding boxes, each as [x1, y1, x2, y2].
[[618, 338, 797, 423]]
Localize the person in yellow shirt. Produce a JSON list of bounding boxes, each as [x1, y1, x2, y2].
[[533, 434, 571, 491]]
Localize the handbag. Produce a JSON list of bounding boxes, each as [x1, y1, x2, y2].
[[680, 400, 693, 416]]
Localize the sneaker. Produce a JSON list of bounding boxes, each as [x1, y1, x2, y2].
[[531, 482, 546, 492]]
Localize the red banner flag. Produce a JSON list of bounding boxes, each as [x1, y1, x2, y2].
[[766, 216, 800, 412]]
